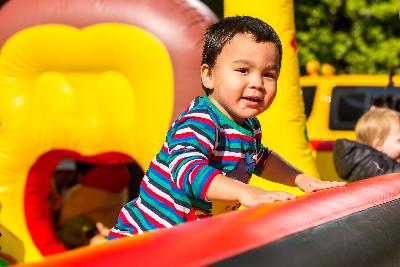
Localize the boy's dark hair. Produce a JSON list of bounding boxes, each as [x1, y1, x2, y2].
[[201, 16, 283, 94]]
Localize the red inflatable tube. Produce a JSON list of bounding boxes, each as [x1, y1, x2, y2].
[[17, 174, 400, 266]]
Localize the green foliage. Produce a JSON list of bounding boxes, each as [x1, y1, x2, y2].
[[295, 0, 400, 74], [200, 0, 223, 18]]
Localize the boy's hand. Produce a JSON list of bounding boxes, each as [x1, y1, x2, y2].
[[89, 222, 110, 246], [238, 184, 296, 207], [295, 174, 346, 193]]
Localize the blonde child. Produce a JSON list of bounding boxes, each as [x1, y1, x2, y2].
[[334, 108, 400, 181], [108, 16, 345, 239]]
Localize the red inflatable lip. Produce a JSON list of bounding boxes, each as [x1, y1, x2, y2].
[[24, 150, 133, 255], [22, 174, 400, 266]]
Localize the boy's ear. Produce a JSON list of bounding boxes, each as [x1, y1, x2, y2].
[[372, 138, 382, 151], [200, 64, 213, 90]]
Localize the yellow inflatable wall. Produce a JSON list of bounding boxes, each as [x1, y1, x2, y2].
[[0, 24, 173, 262], [224, 0, 319, 195]]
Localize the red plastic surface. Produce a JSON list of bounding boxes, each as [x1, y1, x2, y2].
[[310, 140, 335, 151], [20, 174, 400, 266]]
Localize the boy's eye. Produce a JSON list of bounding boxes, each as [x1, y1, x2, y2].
[[264, 72, 279, 80], [236, 68, 248, 73], [264, 72, 278, 79]]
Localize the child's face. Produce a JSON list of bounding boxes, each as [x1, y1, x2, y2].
[[377, 123, 400, 161], [201, 33, 280, 125]]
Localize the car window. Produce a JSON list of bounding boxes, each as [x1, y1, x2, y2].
[[330, 86, 400, 130], [301, 86, 316, 119]]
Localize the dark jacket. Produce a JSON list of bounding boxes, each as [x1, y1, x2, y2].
[[333, 138, 400, 181]]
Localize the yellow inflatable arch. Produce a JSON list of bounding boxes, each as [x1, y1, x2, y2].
[[0, 23, 174, 262], [0, 0, 317, 264]]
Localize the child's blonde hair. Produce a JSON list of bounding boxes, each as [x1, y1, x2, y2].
[[355, 108, 400, 146]]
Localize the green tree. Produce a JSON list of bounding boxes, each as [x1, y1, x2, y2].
[[200, 0, 223, 18], [295, 0, 400, 74]]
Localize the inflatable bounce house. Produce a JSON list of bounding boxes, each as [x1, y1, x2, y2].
[[0, 0, 399, 266]]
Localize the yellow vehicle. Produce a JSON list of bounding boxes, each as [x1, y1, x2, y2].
[[300, 67, 400, 179]]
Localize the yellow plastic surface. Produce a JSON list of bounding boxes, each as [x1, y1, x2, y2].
[[0, 23, 173, 262]]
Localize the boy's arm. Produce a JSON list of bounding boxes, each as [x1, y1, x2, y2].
[[259, 152, 301, 187], [206, 173, 295, 207], [168, 112, 223, 200], [260, 152, 346, 192]]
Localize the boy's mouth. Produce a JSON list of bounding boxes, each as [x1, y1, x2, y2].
[[242, 96, 262, 103]]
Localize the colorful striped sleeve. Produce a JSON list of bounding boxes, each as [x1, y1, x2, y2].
[[167, 110, 221, 200]]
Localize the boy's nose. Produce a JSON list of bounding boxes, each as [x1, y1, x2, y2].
[[249, 74, 264, 90]]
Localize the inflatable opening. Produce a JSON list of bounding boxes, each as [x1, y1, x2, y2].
[[24, 150, 143, 255]]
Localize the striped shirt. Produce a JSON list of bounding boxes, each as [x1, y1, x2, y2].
[[108, 96, 270, 239]]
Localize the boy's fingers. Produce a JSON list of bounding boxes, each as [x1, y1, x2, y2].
[[283, 192, 296, 200], [306, 181, 347, 192], [323, 181, 347, 188], [304, 186, 316, 193], [96, 222, 110, 236], [304, 183, 325, 192], [273, 192, 294, 200], [263, 192, 296, 201], [259, 197, 284, 204]]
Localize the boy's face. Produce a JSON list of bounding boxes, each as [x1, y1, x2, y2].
[[376, 123, 400, 161], [201, 33, 280, 125]]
